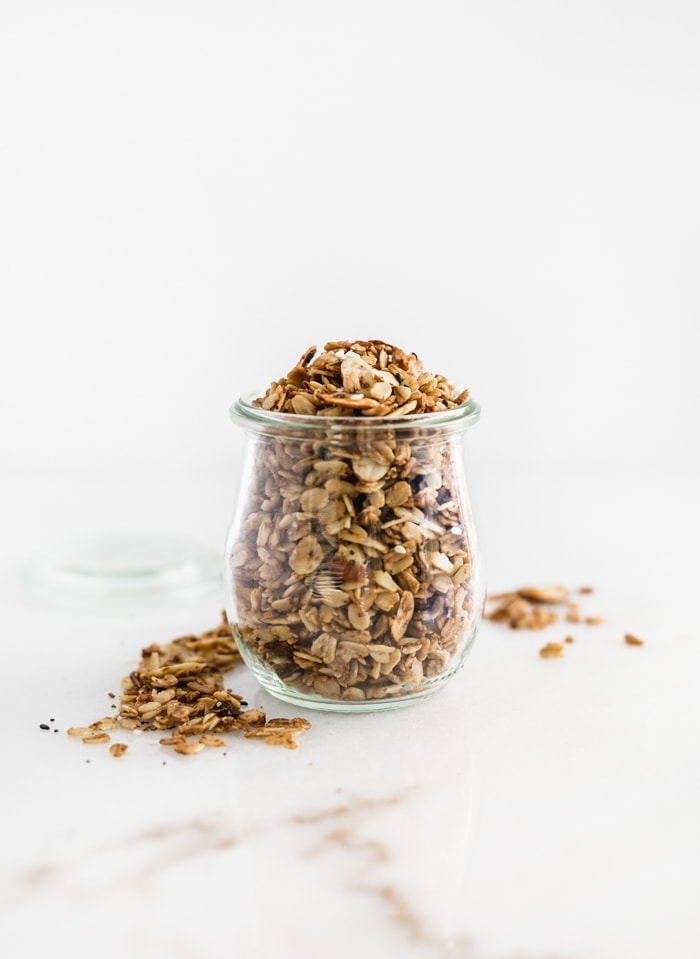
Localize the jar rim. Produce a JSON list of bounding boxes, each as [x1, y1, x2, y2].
[[230, 391, 481, 434]]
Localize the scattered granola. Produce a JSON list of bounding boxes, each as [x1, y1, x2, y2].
[[486, 586, 645, 659], [485, 588, 566, 629], [485, 587, 605, 631], [67, 612, 311, 755], [229, 340, 481, 703]]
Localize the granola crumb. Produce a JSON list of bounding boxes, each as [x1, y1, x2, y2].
[[564, 636, 575, 644], [584, 616, 605, 626], [624, 633, 644, 646], [539, 642, 565, 659], [109, 743, 128, 758]]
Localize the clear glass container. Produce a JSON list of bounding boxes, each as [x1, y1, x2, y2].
[[224, 393, 484, 711]]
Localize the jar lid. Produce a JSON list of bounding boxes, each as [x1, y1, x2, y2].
[[23, 532, 222, 608]]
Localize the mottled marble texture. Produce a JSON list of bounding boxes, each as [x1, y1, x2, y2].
[[1, 466, 697, 959]]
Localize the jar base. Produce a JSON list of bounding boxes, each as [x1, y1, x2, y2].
[[235, 632, 478, 713]]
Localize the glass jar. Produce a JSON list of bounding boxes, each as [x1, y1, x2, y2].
[[224, 394, 484, 711]]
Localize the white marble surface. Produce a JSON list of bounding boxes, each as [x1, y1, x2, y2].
[[1, 463, 698, 959]]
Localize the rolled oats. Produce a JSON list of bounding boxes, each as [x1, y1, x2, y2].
[[485, 588, 571, 629], [485, 585, 644, 662], [539, 642, 565, 659], [67, 612, 311, 756], [228, 340, 481, 704]]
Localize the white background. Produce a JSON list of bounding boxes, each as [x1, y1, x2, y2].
[[1, 0, 699, 490], [1, 6, 699, 958]]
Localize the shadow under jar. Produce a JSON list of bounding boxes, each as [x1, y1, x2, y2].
[[225, 394, 484, 712]]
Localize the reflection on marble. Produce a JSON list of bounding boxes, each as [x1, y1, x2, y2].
[[13, 782, 476, 959]]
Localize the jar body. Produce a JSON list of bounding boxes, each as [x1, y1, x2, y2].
[[224, 401, 484, 711]]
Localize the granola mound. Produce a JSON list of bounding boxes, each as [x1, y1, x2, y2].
[[253, 340, 469, 417]]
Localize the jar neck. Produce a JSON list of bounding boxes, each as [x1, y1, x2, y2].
[[231, 394, 480, 440]]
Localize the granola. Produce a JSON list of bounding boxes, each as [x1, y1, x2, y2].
[[228, 340, 481, 704], [254, 340, 469, 417], [67, 613, 311, 754], [485, 587, 605, 631], [485, 586, 644, 659]]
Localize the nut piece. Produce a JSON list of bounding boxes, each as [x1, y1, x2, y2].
[[109, 743, 128, 758], [624, 633, 644, 646]]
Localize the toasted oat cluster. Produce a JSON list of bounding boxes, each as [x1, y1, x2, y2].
[[253, 340, 469, 417], [231, 341, 479, 703], [68, 613, 311, 754], [483, 585, 640, 660], [485, 586, 570, 630]]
